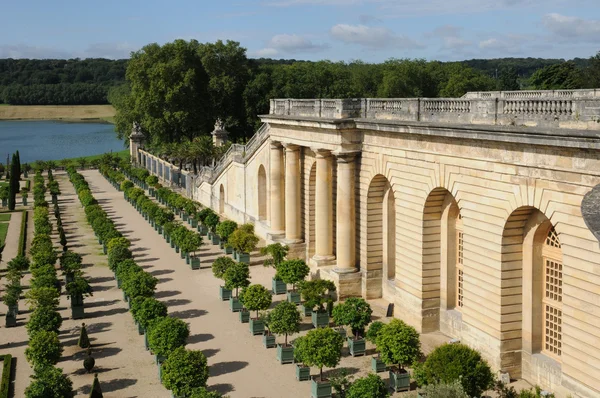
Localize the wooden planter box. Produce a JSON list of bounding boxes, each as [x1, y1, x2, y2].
[[182, 212, 189, 221], [299, 304, 312, 317], [311, 310, 329, 328], [170, 241, 175, 248], [219, 286, 232, 301], [229, 297, 243, 312], [198, 225, 207, 234], [263, 333, 276, 348], [223, 245, 233, 255], [180, 251, 185, 259], [5, 313, 16, 328], [371, 356, 386, 373], [347, 337, 366, 356], [144, 332, 150, 350], [71, 305, 85, 320], [211, 234, 220, 245], [311, 379, 332, 398], [237, 252, 250, 264], [191, 219, 198, 228], [175, 245, 180, 253], [272, 278, 287, 295], [190, 257, 200, 270], [295, 364, 311, 381], [102, 244, 107, 255], [239, 310, 250, 323], [287, 291, 301, 305], [249, 318, 264, 335], [137, 324, 144, 335], [389, 369, 411, 392], [276, 344, 294, 364]]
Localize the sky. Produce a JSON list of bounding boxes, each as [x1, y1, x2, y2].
[[0, 0, 599, 62]]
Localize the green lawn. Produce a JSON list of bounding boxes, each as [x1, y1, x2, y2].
[[0, 214, 11, 222], [54, 149, 130, 164], [0, 222, 8, 246]]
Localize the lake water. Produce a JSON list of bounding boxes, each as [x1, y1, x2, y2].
[[0, 120, 125, 163]]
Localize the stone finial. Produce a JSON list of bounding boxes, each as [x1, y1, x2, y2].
[[211, 118, 229, 147]]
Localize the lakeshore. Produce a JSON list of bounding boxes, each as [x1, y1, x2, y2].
[[0, 104, 115, 123]]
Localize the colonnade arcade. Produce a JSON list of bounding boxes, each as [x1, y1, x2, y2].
[[261, 139, 564, 379]]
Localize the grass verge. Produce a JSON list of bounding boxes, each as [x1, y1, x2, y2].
[[55, 149, 129, 164], [0, 214, 10, 222], [0, 223, 8, 246]]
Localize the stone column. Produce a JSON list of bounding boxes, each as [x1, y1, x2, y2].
[[335, 152, 357, 272], [284, 143, 302, 243], [312, 148, 335, 265], [269, 141, 285, 234]]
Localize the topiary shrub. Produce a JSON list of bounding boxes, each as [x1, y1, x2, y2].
[[347, 373, 389, 398], [122, 271, 158, 299], [161, 347, 209, 396], [132, 297, 168, 329], [212, 256, 235, 280], [418, 343, 494, 398], [25, 287, 60, 310], [148, 317, 190, 358], [25, 365, 73, 398], [188, 387, 224, 398], [107, 246, 133, 272], [89, 373, 103, 398], [83, 348, 95, 373], [25, 330, 63, 367], [365, 321, 384, 344], [216, 220, 238, 244], [79, 323, 91, 348], [376, 319, 421, 371]]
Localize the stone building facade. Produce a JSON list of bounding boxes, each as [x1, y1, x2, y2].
[[134, 89, 600, 397]]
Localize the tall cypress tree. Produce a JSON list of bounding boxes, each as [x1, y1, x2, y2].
[[15, 150, 21, 180], [8, 153, 18, 210]]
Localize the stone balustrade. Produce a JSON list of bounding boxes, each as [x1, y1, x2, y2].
[[269, 89, 600, 130]]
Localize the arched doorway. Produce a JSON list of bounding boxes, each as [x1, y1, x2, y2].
[[421, 188, 462, 333], [219, 184, 225, 214], [365, 174, 396, 299], [500, 207, 562, 379], [258, 165, 267, 221]]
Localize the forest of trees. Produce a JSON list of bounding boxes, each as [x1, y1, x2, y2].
[[0, 58, 127, 105]]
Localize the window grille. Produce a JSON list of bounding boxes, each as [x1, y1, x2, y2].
[[542, 227, 562, 359]]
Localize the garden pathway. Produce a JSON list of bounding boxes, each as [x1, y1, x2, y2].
[[82, 169, 312, 398]]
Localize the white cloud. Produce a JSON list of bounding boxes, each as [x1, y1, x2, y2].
[[330, 24, 422, 49], [542, 13, 600, 41], [0, 42, 134, 59], [254, 33, 329, 57]]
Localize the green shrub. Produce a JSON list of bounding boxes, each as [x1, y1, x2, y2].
[[216, 220, 238, 243], [25, 331, 63, 367], [268, 301, 301, 346], [132, 297, 168, 329], [122, 271, 158, 299], [331, 297, 373, 339], [347, 374, 389, 398], [0, 355, 12, 398], [301, 327, 344, 381], [25, 287, 60, 310], [223, 261, 250, 297], [26, 307, 63, 336], [148, 317, 190, 358], [25, 365, 73, 398], [419, 343, 494, 398], [107, 246, 133, 272], [420, 380, 469, 398], [161, 347, 209, 396], [227, 224, 259, 254], [188, 387, 224, 398], [239, 284, 272, 318], [366, 321, 384, 344], [298, 279, 336, 312], [277, 259, 309, 291]]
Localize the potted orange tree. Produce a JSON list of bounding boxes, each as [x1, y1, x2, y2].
[[332, 298, 373, 357], [260, 243, 289, 295], [268, 301, 301, 365], [302, 327, 344, 398], [277, 259, 310, 305], [224, 261, 250, 312], [212, 256, 235, 301], [240, 284, 272, 335], [377, 319, 421, 393]]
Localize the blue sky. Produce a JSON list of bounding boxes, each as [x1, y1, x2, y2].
[[1, 0, 599, 61]]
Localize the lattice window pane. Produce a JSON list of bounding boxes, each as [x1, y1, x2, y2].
[[544, 304, 563, 357], [456, 231, 464, 308], [545, 259, 563, 303], [546, 228, 561, 248]]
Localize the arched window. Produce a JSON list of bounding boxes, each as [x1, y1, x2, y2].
[[542, 227, 562, 359], [456, 214, 464, 309]]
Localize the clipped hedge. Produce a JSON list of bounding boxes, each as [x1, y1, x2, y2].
[[17, 209, 28, 257], [0, 354, 12, 398]]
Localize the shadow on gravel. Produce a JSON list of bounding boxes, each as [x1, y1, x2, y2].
[[154, 290, 181, 299], [89, 276, 115, 284], [149, 269, 174, 276], [170, 308, 207, 319], [157, 277, 173, 284], [187, 333, 215, 344], [202, 349, 220, 358], [79, 378, 137, 394], [131, 247, 149, 253], [209, 361, 248, 377], [162, 298, 191, 307], [209, 383, 235, 395], [86, 307, 128, 318], [85, 299, 120, 309]]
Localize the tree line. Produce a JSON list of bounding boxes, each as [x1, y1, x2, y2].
[[0, 58, 127, 105]]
